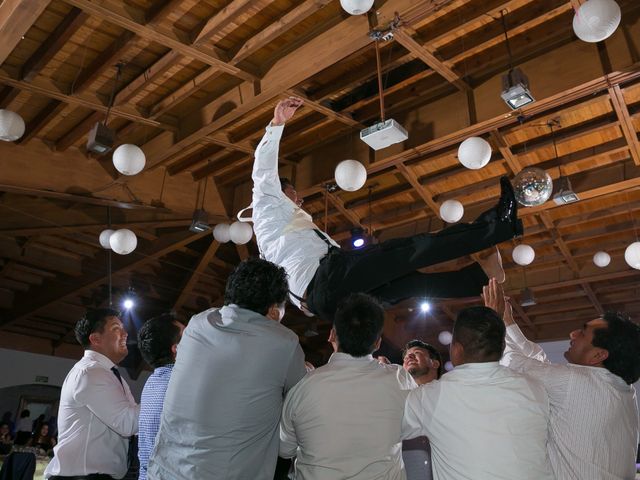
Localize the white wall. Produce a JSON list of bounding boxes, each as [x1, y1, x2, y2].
[[0, 348, 150, 401]]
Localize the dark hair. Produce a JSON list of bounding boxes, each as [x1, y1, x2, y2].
[[224, 258, 289, 316], [453, 306, 505, 362], [19, 410, 30, 419], [280, 177, 293, 192], [403, 340, 444, 379], [334, 293, 384, 357], [138, 314, 182, 368], [592, 311, 640, 384], [74, 308, 120, 347]]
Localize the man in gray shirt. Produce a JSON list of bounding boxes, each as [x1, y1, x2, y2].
[[148, 258, 307, 480]]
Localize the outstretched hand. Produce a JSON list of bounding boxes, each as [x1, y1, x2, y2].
[[272, 97, 304, 126], [482, 278, 506, 318]]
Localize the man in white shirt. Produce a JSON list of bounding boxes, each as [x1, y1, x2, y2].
[[248, 97, 522, 321], [280, 293, 410, 479], [484, 278, 640, 480], [402, 306, 554, 480], [148, 258, 306, 480], [401, 341, 442, 480], [45, 308, 139, 480]]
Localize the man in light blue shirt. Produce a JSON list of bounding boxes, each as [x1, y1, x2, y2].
[[137, 314, 184, 480], [148, 258, 307, 480]]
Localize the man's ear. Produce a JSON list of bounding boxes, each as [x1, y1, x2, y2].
[[589, 347, 609, 366], [171, 343, 178, 359], [88, 332, 101, 347], [265, 304, 283, 322], [373, 336, 382, 352], [328, 327, 338, 352], [450, 341, 464, 367]]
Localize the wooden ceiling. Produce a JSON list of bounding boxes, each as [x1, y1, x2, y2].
[[1, 0, 639, 364]]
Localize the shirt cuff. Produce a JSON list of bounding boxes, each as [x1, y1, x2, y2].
[[506, 323, 528, 344]]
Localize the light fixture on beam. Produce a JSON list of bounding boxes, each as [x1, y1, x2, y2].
[[189, 209, 210, 233], [552, 176, 579, 205], [501, 68, 535, 110], [520, 287, 537, 307]]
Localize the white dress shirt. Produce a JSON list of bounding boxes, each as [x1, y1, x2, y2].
[[280, 352, 410, 480], [402, 362, 554, 480], [251, 125, 339, 310], [502, 323, 639, 480], [45, 350, 139, 479]]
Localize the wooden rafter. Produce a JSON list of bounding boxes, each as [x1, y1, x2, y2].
[[395, 163, 440, 215], [173, 239, 220, 311], [191, 0, 255, 44], [114, 51, 181, 106], [0, 86, 21, 109], [16, 100, 66, 144], [0, 0, 51, 65], [54, 111, 103, 151], [608, 85, 640, 166], [490, 130, 523, 174], [325, 191, 365, 230]]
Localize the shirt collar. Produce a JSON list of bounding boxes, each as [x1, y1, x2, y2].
[[451, 361, 501, 371], [83, 349, 116, 369], [567, 362, 631, 389], [328, 352, 375, 363], [153, 364, 175, 374]]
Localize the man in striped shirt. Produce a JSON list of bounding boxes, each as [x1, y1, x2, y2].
[[485, 278, 640, 480], [137, 314, 184, 480]]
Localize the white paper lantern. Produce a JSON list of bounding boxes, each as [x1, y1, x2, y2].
[[109, 229, 137, 255], [99, 229, 115, 249], [213, 223, 231, 243], [113, 144, 146, 176], [438, 331, 453, 346], [0, 109, 26, 142], [444, 361, 454, 372], [624, 242, 640, 270], [593, 251, 611, 268], [340, 0, 374, 15], [512, 244, 535, 266], [457, 137, 492, 170], [439, 199, 464, 223], [335, 159, 367, 192], [572, 0, 621, 43], [229, 221, 253, 245]]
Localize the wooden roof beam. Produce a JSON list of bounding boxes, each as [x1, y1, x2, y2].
[[65, 0, 257, 81], [395, 163, 441, 215], [0, 0, 51, 65], [54, 110, 103, 151], [191, 0, 255, 44], [21, 7, 88, 82], [582, 282, 604, 315], [392, 27, 469, 92], [490, 130, 523, 174], [167, 145, 227, 176], [325, 191, 365, 230], [288, 89, 364, 128], [172, 239, 221, 312], [114, 51, 181, 106], [16, 100, 66, 144], [0, 86, 21, 109], [609, 85, 640, 166], [539, 211, 580, 274]]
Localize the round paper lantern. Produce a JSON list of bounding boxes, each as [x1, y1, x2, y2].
[[438, 331, 453, 346], [213, 223, 231, 243], [444, 361, 454, 372], [340, 0, 374, 15], [335, 159, 367, 192], [109, 229, 137, 255], [439, 199, 464, 223], [572, 0, 621, 43], [113, 144, 146, 176], [513, 167, 553, 207], [457, 137, 492, 170], [593, 251, 611, 268], [229, 221, 253, 245], [0, 109, 26, 142], [512, 244, 535, 266], [624, 242, 640, 270], [99, 229, 115, 249]]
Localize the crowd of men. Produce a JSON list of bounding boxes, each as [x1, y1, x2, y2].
[[40, 98, 640, 480], [41, 259, 640, 480]]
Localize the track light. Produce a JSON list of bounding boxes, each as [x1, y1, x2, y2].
[[189, 209, 209, 233], [351, 227, 366, 249]]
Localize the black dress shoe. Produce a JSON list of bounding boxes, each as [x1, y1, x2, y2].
[[497, 176, 517, 223]]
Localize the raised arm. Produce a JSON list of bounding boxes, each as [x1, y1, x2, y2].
[[252, 97, 303, 198]]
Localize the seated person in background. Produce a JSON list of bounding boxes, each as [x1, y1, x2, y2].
[[0, 422, 13, 454], [28, 424, 56, 455], [280, 293, 410, 479], [402, 305, 553, 480], [484, 278, 640, 480]]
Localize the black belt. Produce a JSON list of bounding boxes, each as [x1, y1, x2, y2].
[[49, 475, 114, 480]]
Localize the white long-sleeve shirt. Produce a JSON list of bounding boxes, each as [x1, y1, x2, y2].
[[280, 353, 410, 480], [402, 362, 554, 480], [45, 350, 139, 479], [252, 125, 339, 309], [502, 323, 639, 480]]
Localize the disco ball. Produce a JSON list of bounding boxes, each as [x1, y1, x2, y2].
[[513, 167, 553, 207]]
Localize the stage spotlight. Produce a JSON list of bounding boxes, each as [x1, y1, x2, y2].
[[351, 227, 366, 249], [123, 298, 134, 310], [420, 302, 431, 313]]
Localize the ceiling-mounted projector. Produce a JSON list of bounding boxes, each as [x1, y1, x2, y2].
[[360, 119, 408, 150]]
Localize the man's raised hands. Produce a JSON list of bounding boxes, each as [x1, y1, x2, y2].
[[272, 97, 304, 126]]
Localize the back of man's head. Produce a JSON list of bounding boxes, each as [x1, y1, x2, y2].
[[224, 258, 289, 316], [280, 177, 293, 192], [75, 308, 120, 348], [592, 311, 640, 385], [453, 306, 505, 363], [138, 313, 182, 369], [334, 293, 384, 357]]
